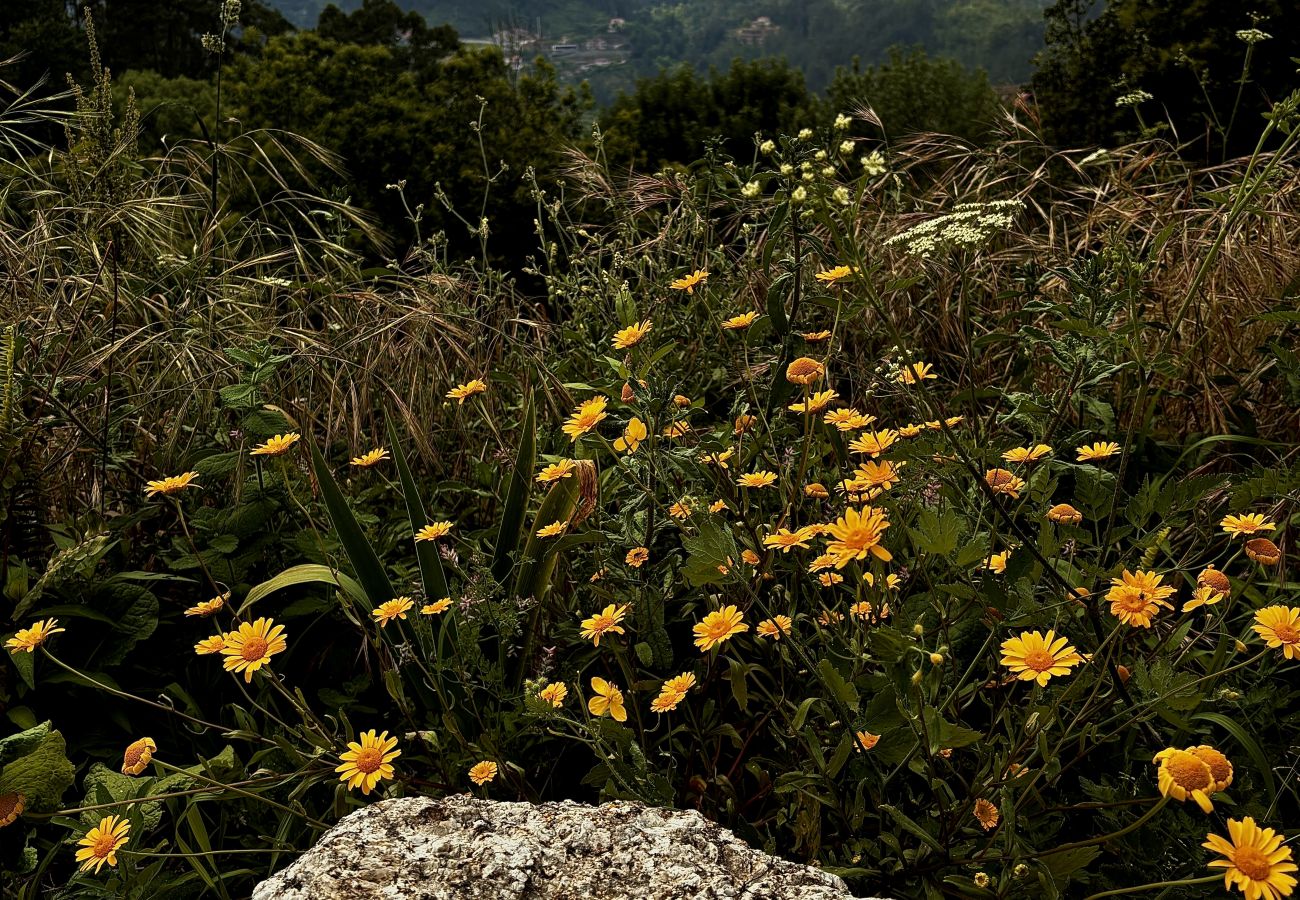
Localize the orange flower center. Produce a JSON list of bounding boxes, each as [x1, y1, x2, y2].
[[1166, 755, 1211, 791], [1233, 846, 1274, 882], [91, 834, 117, 859], [1022, 648, 1056, 672], [352, 747, 383, 774], [1115, 592, 1150, 613], [1273, 623, 1300, 644], [240, 636, 269, 661]]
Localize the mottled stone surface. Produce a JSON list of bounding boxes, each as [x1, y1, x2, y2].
[[253, 795, 869, 899]]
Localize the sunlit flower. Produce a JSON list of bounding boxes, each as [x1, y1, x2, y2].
[[6, 618, 65, 653], [702, 448, 734, 469], [538, 682, 568, 707], [350, 447, 390, 467], [614, 417, 648, 453], [854, 460, 903, 492], [563, 397, 609, 441], [999, 630, 1083, 686], [764, 526, 817, 552], [0, 793, 23, 828], [220, 617, 287, 682], [626, 547, 649, 567], [372, 597, 414, 627], [185, 592, 228, 617], [1203, 817, 1297, 900], [694, 605, 748, 651], [739, 549, 759, 566], [665, 501, 691, 521], [194, 635, 226, 655], [895, 361, 936, 384], [802, 330, 832, 342], [898, 423, 923, 438], [1047, 503, 1082, 525], [121, 737, 156, 776], [1253, 606, 1300, 660], [825, 408, 873, 431], [737, 471, 778, 489], [1154, 747, 1216, 812], [1198, 566, 1232, 597], [785, 357, 825, 385], [850, 600, 888, 621], [805, 483, 829, 499], [670, 269, 709, 294], [421, 597, 452, 615], [415, 521, 454, 541], [1002, 444, 1051, 463], [817, 609, 845, 626], [469, 760, 498, 785], [733, 414, 757, 435], [863, 572, 901, 590], [818, 572, 844, 586], [75, 815, 130, 874], [335, 730, 400, 795], [984, 468, 1026, 499], [756, 616, 792, 639], [612, 319, 652, 349], [650, 690, 685, 713], [580, 604, 628, 646], [815, 265, 857, 283], [1076, 441, 1120, 462], [587, 677, 627, 721], [144, 471, 200, 497], [1221, 513, 1277, 537], [536, 459, 576, 483], [536, 520, 567, 538], [825, 505, 892, 568], [1107, 570, 1177, 628], [1245, 538, 1282, 566], [250, 433, 301, 457], [788, 390, 838, 414], [1189, 745, 1234, 793], [447, 379, 487, 403], [1182, 585, 1225, 613], [985, 552, 1010, 574], [709, 500, 728, 514], [722, 311, 759, 330], [974, 798, 999, 831], [849, 430, 898, 458], [855, 731, 880, 751], [663, 421, 692, 439]]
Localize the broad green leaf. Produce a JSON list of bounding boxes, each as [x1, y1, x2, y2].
[[0, 728, 74, 812], [817, 658, 860, 712], [238, 564, 367, 615], [308, 434, 394, 610], [682, 519, 739, 588], [491, 396, 535, 584]]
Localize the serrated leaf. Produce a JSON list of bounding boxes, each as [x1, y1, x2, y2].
[[817, 658, 859, 712]]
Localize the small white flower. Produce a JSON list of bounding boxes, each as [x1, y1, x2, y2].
[[797, 128, 813, 141], [780, 163, 794, 176], [860, 150, 887, 176], [821, 166, 835, 178], [833, 186, 851, 206], [741, 180, 760, 198], [834, 113, 852, 130], [1235, 28, 1271, 44], [1115, 89, 1153, 108], [791, 186, 808, 203], [760, 139, 776, 155], [839, 140, 854, 154], [814, 150, 827, 161]]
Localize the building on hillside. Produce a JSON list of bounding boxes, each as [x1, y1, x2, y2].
[[734, 16, 778, 46]]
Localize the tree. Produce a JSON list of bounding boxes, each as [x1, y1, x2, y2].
[[0, 0, 82, 88], [317, 0, 459, 72]]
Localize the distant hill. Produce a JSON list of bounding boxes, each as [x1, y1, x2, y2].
[[265, 0, 1050, 100]]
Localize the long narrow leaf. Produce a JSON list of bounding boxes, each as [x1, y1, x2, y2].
[[491, 395, 535, 583], [386, 419, 450, 602], [308, 435, 393, 610], [237, 564, 366, 615]]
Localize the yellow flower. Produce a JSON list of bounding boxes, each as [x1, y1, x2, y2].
[[973, 798, 999, 831], [1002, 444, 1051, 463], [788, 390, 838, 414], [536, 520, 567, 538], [763, 526, 817, 552], [250, 433, 300, 457], [737, 471, 778, 489], [194, 635, 226, 655], [580, 604, 628, 646], [350, 447, 390, 467], [848, 430, 898, 458], [817, 609, 845, 626], [469, 760, 498, 785], [537, 459, 576, 483], [75, 815, 130, 874], [1182, 585, 1225, 613], [650, 690, 685, 713], [785, 357, 825, 385], [801, 330, 832, 342], [335, 730, 400, 795], [220, 617, 287, 682], [668, 500, 692, 520], [538, 682, 568, 707], [999, 630, 1083, 686], [741, 549, 761, 565], [850, 600, 888, 621], [587, 677, 627, 721], [825, 505, 892, 568], [185, 592, 228, 617], [673, 394, 692, 408], [1153, 747, 1216, 812], [144, 471, 200, 497], [1222, 513, 1278, 537], [756, 616, 792, 639], [709, 499, 728, 514], [814, 265, 857, 283], [1253, 606, 1300, 660], [121, 737, 156, 776], [733, 414, 757, 434], [819, 571, 844, 586], [1203, 817, 1297, 900], [614, 416, 648, 453], [854, 460, 903, 491], [895, 361, 936, 384], [985, 552, 1010, 574], [694, 605, 748, 651], [1047, 503, 1082, 525], [855, 731, 880, 751], [447, 379, 487, 403], [863, 572, 901, 590], [372, 597, 414, 627], [5, 618, 65, 653], [1245, 538, 1282, 566], [896, 423, 922, 438], [1189, 745, 1234, 793], [702, 448, 734, 469], [612, 319, 653, 349], [1106, 570, 1176, 628], [825, 408, 873, 431], [663, 421, 692, 439], [563, 397, 609, 441], [1076, 441, 1120, 462], [984, 468, 1026, 499], [722, 311, 759, 330], [670, 269, 709, 294], [1198, 566, 1232, 597], [414, 521, 454, 541], [625, 547, 649, 567], [421, 597, 452, 615], [0, 793, 24, 828]]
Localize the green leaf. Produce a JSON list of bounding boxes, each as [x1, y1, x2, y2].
[[727, 659, 749, 713], [880, 804, 944, 852], [1042, 845, 1100, 881], [909, 508, 962, 558], [0, 728, 74, 812], [1193, 711, 1278, 801], [238, 564, 367, 616], [491, 397, 535, 584], [97, 583, 160, 667], [386, 420, 450, 603], [681, 519, 739, 588], [817, 658, 860, 712], [0, 723, 50, 768], [514, 468, 584, 602], [308, 434, 394, 610], [922, 708, 983, 751]]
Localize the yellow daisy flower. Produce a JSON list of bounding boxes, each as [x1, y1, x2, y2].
[[121, 737, 156, 776], [1076, 441, 1120, 462], [536, 520, 567, 538], [415, 521, 454, 541], [756, 615, 792, 639], [220, 617, 287, 682], [722, 311, 759, 330], [670, 269, 709, 294], [737, 471, 778, 489], [848, 430, 898, 458], [693, 605, 748, 651], [350, 448, 390, 467], [814, 265, 857, 283], [999, 630, 1083, 686], [801, 330, 833, 342], [371, 597, 414, 627], [250, 433, 300, 457], [469, 760, 498, 785], [0, 793, 24, 828], [612, 319, 652, 349], [185, 592, 228, 617], [1106, 570, 1176, 628], [335, 730, 400, 794], [536, 459, 576, 483], [1153, 747, 1216, 812], [763, 526, 817, 552], [194, 635, 226, 655], [1253, 606, 1300, 660], [1047, 503, 1082, 525], [5, 618, 65, 653], [538, 682, 568, 707], [1221, 513, 1278, 537], [421, 598, 453, 615], [75, 815, 130, 874], [895, 361, 936, 384], [974, 798, 999, 831], [1002, 444, 1051, 463], [580, 604, 628, 646], [625, 547, 649, 567], [1246, 538, 1282, 566], [562, 397, 609, 441], [447, 379, 487, 403], [824, 505, 892, 568], [984, 468, 1026, 498], [785, 357, 825, 385], [1203, 817, 1297, 900], [855, 731, 880, 751], [144, 471, 200, 498]]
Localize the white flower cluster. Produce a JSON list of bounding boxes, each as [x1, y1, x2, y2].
[[1115, 89, 1153, 108], [884, 199, 1023, 258], [1235, 28, 1272, 44], [834, 113, 852, 130], [860, 150, 887, 177]]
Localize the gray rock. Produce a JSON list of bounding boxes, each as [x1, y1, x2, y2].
[[253, 795, 871, 899]]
